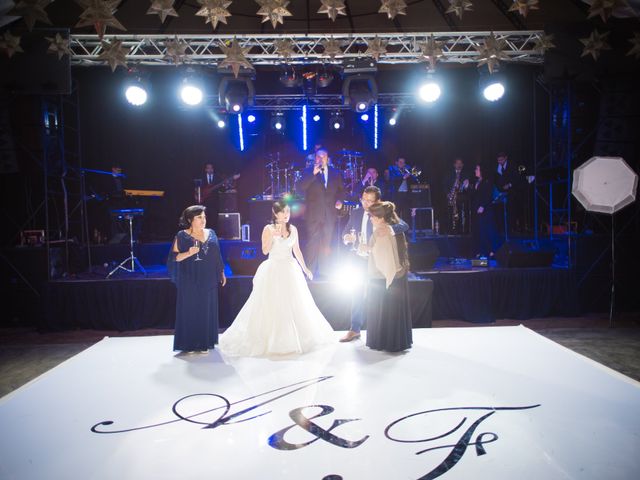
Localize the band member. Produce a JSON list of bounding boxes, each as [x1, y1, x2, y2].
[[303, 143, 323, 169], [470, 164, 497, 258], [340, 186, 409, 342], [195, 163, 219, 229], [387, 157, 416, 221], [298, 148, 344, 278], [494, 151, 525, 236], [360, 167, 387, 198], [443, 158, 470, 235]]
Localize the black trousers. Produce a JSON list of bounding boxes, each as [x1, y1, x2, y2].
[[304, 218, 336, 276]]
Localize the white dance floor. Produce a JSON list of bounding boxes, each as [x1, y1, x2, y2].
[[1, 326, 639, 480]]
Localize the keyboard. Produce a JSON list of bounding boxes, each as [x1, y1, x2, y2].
[[124, 189, 165, 197]]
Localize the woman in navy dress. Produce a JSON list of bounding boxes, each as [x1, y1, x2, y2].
[[167, 205, 226, 353]]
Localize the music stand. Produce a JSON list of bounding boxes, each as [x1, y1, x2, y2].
[[107, 208, 146, 278]]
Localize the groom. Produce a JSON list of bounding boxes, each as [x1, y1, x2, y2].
[[298, 148, 344, 278], [340, 186, 409, 342]]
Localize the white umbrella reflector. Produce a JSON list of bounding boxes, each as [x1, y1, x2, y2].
[[572, 156, 638, 214]]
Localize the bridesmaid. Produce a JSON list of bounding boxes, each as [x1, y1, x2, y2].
[[167, 205, 226, 353]]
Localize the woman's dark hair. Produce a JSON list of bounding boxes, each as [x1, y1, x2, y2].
[[368, 201, 409, 270], [271, 201, 291, 235], [179, 205, 206, 228]]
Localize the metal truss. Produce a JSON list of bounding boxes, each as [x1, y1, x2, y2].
[[69, 31, 545, 66], [237, 93, 416, 110]]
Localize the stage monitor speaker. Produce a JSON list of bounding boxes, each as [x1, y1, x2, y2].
[[409, 240, 440, 271], [218, 213, 241, 239], [219, 191, 238, 213], [409, 185, 432, 208], [0, 29, 71, 95], [495, 241, 555, 268]]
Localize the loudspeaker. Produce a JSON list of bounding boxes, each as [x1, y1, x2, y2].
[[219, 191, 238, 213], [409, 185, 432, 208], [495, 241, 555, 268], [408, 240, 440, 271], [218, 213, 241, 239]]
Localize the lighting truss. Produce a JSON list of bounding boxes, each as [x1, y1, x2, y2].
[[68, 31, 545, 66], [215, 93, 416, 110]]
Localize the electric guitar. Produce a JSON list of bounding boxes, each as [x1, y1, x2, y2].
[[195, 174, 240, 203]]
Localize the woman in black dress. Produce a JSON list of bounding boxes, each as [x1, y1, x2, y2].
[[363, 201, 412, 352], [167, 205, 226, 353], [469, 164, 497, 258]]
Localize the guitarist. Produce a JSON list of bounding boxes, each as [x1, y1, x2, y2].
[[194, 162, 240, 229]]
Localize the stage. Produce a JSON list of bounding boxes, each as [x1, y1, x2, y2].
[[1, 326, 638, 479]]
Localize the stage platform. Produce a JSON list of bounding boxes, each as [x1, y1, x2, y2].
[[1, 326, 638, 479]]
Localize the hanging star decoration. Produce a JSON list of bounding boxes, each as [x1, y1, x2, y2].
[[532, 33, 555, 54], [627, 32, 640, 59], [508, 0, 539, 18], [418, 36, 445, 71], [580, 29, 611, 61], [446, 0, 473, 19], [273, 38, 296, 60], [218, 39, 253, 78], [379, 0, 407, 20], [164, 36, 190, 65], [75, 0, 126, 39], [0, 32, 24, 58], [46, 33, 73, 60], [588, 0, 631, 24], [256, 0, 292, 29], [8, 0, 53, 32], [476, 32, 509, 74], [97, 38, 129, 72], [318, 0, 347, 22], [196, 0, 233, 31], [321, 37, 343, 59], [146, 0, 179, 24], [365, 36, 388, 62]]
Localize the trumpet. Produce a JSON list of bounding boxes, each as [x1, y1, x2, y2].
[[402, 166, 422, 179]]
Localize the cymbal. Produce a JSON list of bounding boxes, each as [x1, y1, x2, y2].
[[336, 149, 363, 156]]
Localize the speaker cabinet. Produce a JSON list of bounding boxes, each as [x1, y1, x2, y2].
[[218, 213, 241, 239], [495, 241, 555, 268]]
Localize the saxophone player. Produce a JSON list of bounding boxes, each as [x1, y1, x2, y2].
[[387, 157, 418, 221], [443, 158, 470, 235]]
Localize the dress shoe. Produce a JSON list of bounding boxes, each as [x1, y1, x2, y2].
[[339, 331, 361, 342]]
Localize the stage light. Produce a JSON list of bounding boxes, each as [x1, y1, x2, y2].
[[279, 65, 301, 88], [270, 112, 285, 133], [313, 114, 321, 122], [389, 117, 397, 126], [330, 111, 344, 130], [479, 67, 506, 102], [332, 265, 365, 292], [247, 114, 256, 123], [417, 70, 442, 103], [317, 66, 334, 88], [125, 85, 147, 106], [217, 119, 226, 128], [124, 69, 149, 107], [483, 81, 505, 101], [360, 113, 369, 122], [342, 74, 378, 113], [219, 76, 254, 114]]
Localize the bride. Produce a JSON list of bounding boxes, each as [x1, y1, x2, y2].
[[219, 201, 335, 356]]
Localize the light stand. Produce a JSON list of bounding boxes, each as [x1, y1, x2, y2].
[[107, 213, 146, 278]]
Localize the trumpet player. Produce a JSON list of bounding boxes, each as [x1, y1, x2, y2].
[[387, 157, 417, 221], [443, 157, 470, 235], [360, 167, 387, 198]]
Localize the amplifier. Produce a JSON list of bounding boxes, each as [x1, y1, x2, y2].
[[410, 184, 431, 208], [218, 213, 241, 240]]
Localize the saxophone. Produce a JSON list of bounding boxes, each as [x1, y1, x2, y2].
[[448, 171, 461, 230]]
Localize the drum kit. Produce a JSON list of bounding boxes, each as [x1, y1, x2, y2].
[[262, 149, 365, 199]]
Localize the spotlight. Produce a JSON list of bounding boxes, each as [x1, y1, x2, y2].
[[479, 67, 505, 102], [217, 119, 226, 128], [389, 117, 397, 126], [483, 81, 505, 101], [247, 114, 256, 123], [179, 70, 204, 106], [418, 72, 441, 103], [125, 84, 147, 106], [270, 112, 286, 133], [360, 113, 369, 122], [330, 111, 344, 130], [279, 65, 301, 88], [317, 65, 334, 88], [219, 76, 254, 114], [343, 74, 378, 113], [313, 114, 321, 122]]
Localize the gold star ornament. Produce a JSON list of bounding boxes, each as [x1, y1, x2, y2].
[[0, 32, 24, 58], [321, 37, 343, 59], [476, 32, 509, 74], [580, 30, 611, 61], [97, 38, 130, 72], [273, 38, 296, 60], [164, 36, 190, 65], [75, 0, 126, 39], [256, 0, 292, 29], [46, 33, 73, 60], [418, 36, 445, 71], [365, 37, 388, 62], [508, 0, 539, 17], [588, 0, 631, 24], [196, 0, 232, 31], [8, 0, 53, 32], [218, 39, 254, 78], [532, 33, 555, 54], [446, 0, 473, 19], [147, 0, 179, 23], [379, 0, 407, 20], [627, 32, 640, 60], [318, 0, 347, 22]]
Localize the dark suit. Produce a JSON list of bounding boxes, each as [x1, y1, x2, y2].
[[387, 165, 415, 222], [198, 174, 219, 229], [470, 178, 497, 257], [442, 168, 471, 235], [494, 161, 525, 235], [298, 165, 345, 276], [341, 207, 409, 332]]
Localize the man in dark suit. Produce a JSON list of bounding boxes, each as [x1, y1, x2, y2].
[[339, 186, 409, 342], [387, 157, 416, 222], [196, 162, 221, 230], [359, 167, 387, 199], [298, 148, 345, 277], [493, 151, 524, 236]]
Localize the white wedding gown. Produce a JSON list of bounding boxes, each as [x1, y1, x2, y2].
[[219, 225, 335, 356]]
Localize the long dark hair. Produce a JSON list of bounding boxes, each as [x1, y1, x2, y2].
[[368, 201, 410, 270], [271, 201, 291, 235], [179, 205, 206, 229]]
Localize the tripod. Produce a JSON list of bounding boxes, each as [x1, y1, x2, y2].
[[107, 213, 146, 278]]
